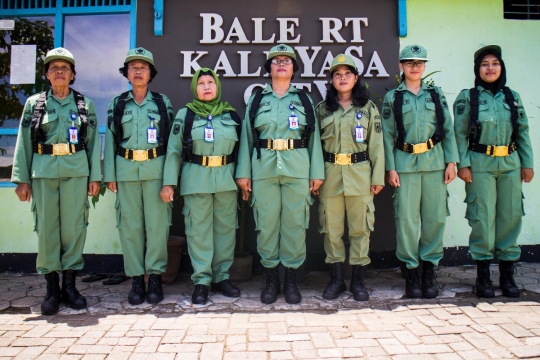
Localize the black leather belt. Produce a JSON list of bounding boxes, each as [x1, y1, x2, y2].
[[258, 138, 308, 151], [185, 154, 234, 167], [33, 143, 85, 155], [117, 145, 165, 161], [469, 142, 517, 157], [396, 137, 440, 154], [324, 151, 369, 165]]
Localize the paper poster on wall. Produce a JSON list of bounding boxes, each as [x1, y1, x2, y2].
[[10, 45, 36, 84]]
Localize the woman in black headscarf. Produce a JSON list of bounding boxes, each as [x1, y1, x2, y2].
[[453, 45, 534, 299]]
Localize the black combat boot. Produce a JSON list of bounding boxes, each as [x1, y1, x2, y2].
[[421, 262, 439, 299], [41, 272, 61, 315], [128, 275, 146, 305], [192, 284, 209, 305], [405, 267, 422, 298], [211, 279, 241, 298], [147, 274, 164, 304], [350, 265, 369, 301], [61, 270, 87, 309], [322, 262, 346, 300], [261, 266, 280, 304], [476, 260, 495, 298], [499, 260, 520, 298], [283, 267, 302, 304]]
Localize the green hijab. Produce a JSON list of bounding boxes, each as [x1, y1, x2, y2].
[[185, 68, 235, 117]]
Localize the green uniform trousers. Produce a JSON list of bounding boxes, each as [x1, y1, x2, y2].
[[115, 180, 171, 277], [393, 170, 449, 269], [464, 168, 522, 261], [183, 191, 238, 286], [319, 194, 375, 265], [32, 177, 89, 275], [252, 176, 313, 269]]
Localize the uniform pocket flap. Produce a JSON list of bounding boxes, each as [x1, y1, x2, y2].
[[320, 116, 334, 129], [42, 113, 58, 124], [367, 201, 375, 213], [181, 204, 190, 216], [120, 114, 132, 124], [221, 118, 239, 126]]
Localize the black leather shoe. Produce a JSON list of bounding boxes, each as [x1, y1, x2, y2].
[[322, 262, 346, 300], [476, 260, 495, 298], [405, 267, 422, 299], [421, 262, 439, 299], [42, 272, 61, 315], [147, 274, 164, 304], [128, 275, 146, 305], [192, 284, 209, 305], [211, 279, 241, 298], [350, 265, 369, 301], [499, 260, 520, 298], [283, 267, 301, 304], [61, 270, 87, 309], [261, 267, 280, 304]]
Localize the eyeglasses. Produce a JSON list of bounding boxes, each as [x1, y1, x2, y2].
[[128, 66, 149, 72], [48, 66, 71, 73], [403, 61, 425, 69], [271, 58, 292, 65]]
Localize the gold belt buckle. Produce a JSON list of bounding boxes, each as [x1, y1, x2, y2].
[[132, 149, 149, 161], [51, 143, 70, 156], [412, 142, 429, 154], [205, 155, 224, 167], [335, 153, 352, 165], [491, 145, 509, 157], [272, 139, 288, 151]]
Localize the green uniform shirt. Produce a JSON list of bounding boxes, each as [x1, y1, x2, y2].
[[103, 91, 175, 182], [316, 100, 385, 197], [453, 86, 534, 171], [11, 90, 101, 183], [163, 108, 239, 195], [382, 81, 459, 173], [235, 84, 325, 181]]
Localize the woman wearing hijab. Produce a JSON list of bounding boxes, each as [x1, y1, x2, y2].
[[161, 68, 241, 305], [316, 54, 384, 301], [453, 45, 534, 298], [235, 44, 325, 305], [381, 45, 459, 299]]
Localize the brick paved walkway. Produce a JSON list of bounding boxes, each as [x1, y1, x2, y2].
[[1, 263, 540, 359]]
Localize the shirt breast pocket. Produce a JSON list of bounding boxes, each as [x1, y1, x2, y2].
[[477, 103, 491, 123], [424, 101, 438, 123], [320, 115, 334, 141], [190, 119, 208, 140], [220, 118, 239, 141], [293, 105, 308, 130], [401, 104, 414, 126], [41, 113, 59, 139], [120, 114, 133, 140], [254, 104, 272, 131]]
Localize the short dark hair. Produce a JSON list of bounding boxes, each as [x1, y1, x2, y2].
[[264, 57, 299, 80], [44, 62, 76, 86], [325, 65, 370, 113], [119, 62, 158, 83]]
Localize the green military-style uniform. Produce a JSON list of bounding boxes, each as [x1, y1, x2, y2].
[[163, 107, 239, 286], [236, 84, 325, 269], [12, 90, 101, 274], [104, 90, 175, 277], [382, 80, 459, 269], [453, 86, 533, 261], [316, 99, 384, 265]]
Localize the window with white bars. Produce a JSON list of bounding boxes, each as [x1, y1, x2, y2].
[[504, 0, 540, 20], [0, 0, 131, 9]]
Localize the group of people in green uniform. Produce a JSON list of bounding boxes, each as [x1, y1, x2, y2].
[[11, 42, 533, 315]]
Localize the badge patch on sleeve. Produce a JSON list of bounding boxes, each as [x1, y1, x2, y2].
[[173, 123, 180, 135], [457, 105, 465, 115], [383, 108, 391, 120], [375, 122, 382, 133], [518, 107, 525, 120], [88, 116, 97, 129]]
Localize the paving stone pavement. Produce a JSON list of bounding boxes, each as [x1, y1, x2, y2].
[[1, 263, 540, 359]]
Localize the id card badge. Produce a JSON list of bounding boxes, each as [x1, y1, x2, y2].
[[147, 116, 158, 144], [288, 104, 299, 130], [68, 115, 78, 144], [354, 126, 365, 143], [354, 111, 364, 143], [204, 115, 215, 142]]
